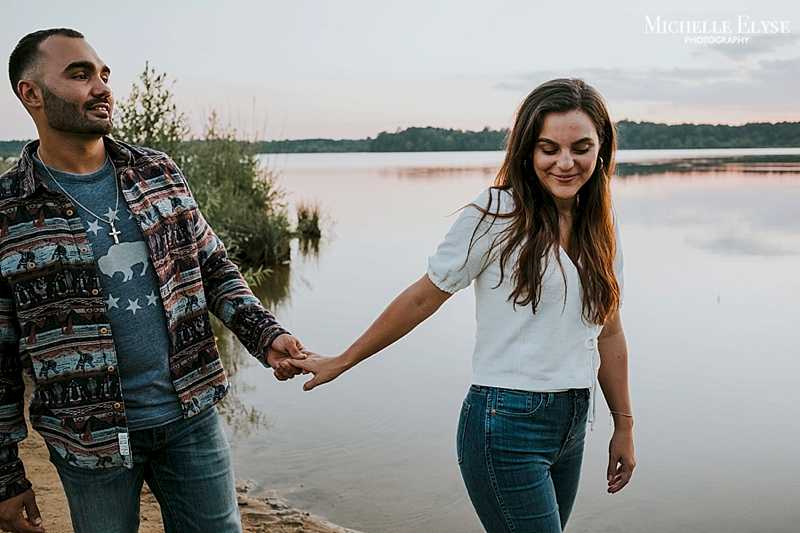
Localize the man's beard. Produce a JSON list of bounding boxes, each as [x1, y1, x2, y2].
[[41, 86, 113, 135]]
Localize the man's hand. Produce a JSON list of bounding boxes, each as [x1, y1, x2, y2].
[[0, 488, 44, 533], [266, 334, 307, 381], [270, 333, 306, 359]]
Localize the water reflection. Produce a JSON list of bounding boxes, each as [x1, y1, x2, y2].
[[229, 150, 800, 533], [216, 244, 320, 437], [298, 235, 321, 257], [365, 153, 800, 181], [614, 169, 800, 257], [379, 165, 498, 179], [616, 155, 800, 177], [215, 322, 272, 438], [369, 154, 800, 259]]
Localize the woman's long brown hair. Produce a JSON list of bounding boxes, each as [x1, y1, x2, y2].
[[467, 78, 620, 325]]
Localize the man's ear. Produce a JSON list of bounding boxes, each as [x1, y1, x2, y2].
[[17, 79, 44, 110]]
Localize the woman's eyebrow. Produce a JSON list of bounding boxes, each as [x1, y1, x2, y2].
[[537, 137, 595, 145]]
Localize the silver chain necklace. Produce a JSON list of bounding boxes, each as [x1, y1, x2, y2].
[[36, 149, 123, 244]]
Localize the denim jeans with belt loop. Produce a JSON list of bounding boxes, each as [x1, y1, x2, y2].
[[48, 406, 242, 533], [458, 385, 590, 533]]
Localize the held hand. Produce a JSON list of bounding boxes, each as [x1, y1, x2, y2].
[[0, 488, 45, 533], [287, 354, 350, 391], [266, 351, 303, 381], [270, 334, 306, 359], [266, 334, 308, 381], [607, 428, 636, 494]]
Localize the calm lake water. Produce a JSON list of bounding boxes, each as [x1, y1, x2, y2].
[[222, 149, 800, 533]]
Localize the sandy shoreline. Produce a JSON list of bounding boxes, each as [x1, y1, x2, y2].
[[20, 400, 359, 532]]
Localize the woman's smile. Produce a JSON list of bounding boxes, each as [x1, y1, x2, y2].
[[550, 172, 581, 182]]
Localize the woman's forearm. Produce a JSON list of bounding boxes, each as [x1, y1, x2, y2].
[[340, 275, 451, 369], [597, 328, 633, 431]]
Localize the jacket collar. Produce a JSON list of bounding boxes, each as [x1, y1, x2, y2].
[[15, 136, 136, 199]]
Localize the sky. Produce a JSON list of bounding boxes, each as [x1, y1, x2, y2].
[[2, 0, 799, 140]]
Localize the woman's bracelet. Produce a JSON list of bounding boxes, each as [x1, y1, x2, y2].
[[610, 410, 634, 418]]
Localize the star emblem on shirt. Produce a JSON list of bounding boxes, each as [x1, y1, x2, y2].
[[87, 219, 102, 236], [105, 294, 119, 310], [126, 298, 142, 315], [146, 291, 158, 306], [104, 208, 120, 222]]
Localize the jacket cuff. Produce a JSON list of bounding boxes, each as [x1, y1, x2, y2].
[[259, 325, 290, 367], [0, 458, 31, 502]]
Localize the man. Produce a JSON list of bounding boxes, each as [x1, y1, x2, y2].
[[0, 28, 305, 533]]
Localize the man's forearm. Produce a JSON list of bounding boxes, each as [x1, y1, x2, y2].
[[193, 209, 288, 359]]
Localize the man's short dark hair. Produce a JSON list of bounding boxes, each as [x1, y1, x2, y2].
[[8, 28, 84, 99]]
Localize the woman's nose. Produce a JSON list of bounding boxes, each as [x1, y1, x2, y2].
[[556, 153, 574, 171]]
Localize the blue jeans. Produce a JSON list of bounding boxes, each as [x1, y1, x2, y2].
[[48, 406, 242, 533], [458, 385, 590, 533]]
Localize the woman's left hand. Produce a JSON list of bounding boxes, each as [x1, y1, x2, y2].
[[607, 428, 636, 494]]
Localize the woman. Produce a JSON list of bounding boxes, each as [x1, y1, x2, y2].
[[290, 78, 635, 533]]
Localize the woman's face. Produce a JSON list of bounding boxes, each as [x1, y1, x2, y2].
[[531, 109, 601, 206]]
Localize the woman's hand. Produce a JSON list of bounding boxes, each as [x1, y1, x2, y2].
[[607, 428, 636, 494], [288, 353, 352, 391]]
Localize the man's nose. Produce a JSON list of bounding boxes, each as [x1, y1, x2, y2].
[[90, 76, 112, 99]]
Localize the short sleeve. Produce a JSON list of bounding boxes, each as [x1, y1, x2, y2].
[[427, 188, 511, 294], [613, 212, 624, 305]]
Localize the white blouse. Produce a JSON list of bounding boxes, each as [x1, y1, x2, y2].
[[427, 188, 624, 422]]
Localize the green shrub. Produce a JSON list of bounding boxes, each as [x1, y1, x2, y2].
[[114, 64, 320, 284], [181, 114, 292, 270], [114, 61, 188, 162]]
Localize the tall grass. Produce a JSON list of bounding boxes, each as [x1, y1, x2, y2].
[[296, 201, 322, 240]]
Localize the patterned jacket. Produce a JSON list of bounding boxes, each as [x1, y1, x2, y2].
[[0, 137, 288, 500]]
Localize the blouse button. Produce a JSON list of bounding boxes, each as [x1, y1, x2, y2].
[[585, 338, 598, 350]]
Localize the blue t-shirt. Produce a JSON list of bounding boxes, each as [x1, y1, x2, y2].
[[34, 155, 183, 431]]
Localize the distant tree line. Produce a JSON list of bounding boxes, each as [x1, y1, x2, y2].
[[370, 126, 507, 152], [254, 121, 800, 152], [255, 138, 371, 153], [616, 120, 800, 149], [3, 120, 800, 157]]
